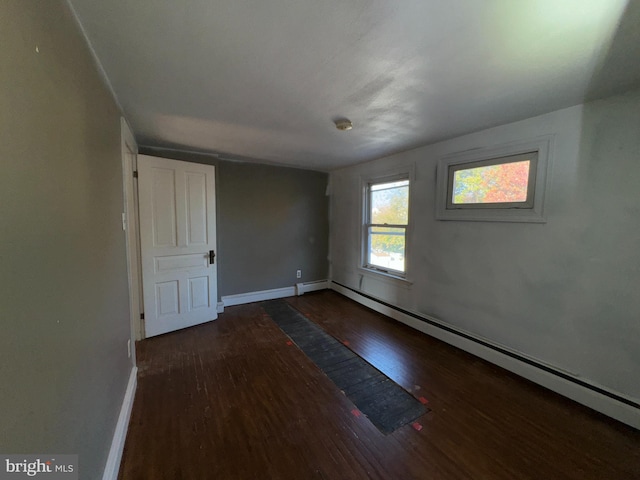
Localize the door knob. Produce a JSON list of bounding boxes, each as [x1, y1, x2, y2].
[[209, 250, 216, 265]]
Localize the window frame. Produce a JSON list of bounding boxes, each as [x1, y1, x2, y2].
[[436, 136, 553, 223], [446, 151, 538, 210], [361, 171, 412, 280]]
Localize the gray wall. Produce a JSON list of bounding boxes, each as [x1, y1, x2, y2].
[[217, 162, 329, 296], [330, 88, 640, 404], [0, 1, 132, 476], [140, 148, 330, 298]]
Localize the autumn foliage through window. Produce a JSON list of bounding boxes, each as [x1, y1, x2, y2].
[[453, 160, 530, 204]]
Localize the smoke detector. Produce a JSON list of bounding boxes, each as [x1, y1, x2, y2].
[[334, 119, 353, 131]]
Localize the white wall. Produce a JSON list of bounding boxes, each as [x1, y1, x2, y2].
[[330, 88, 640, 408]]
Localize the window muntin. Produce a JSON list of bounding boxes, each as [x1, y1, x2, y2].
[[447, 151, 538, 210], [364, 178, 409, 276]]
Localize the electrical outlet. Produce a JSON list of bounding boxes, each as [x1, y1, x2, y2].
[[296, 270, 301, 279], [127, 339, 131, 358]]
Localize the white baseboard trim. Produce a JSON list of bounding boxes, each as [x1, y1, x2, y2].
[[216, 302, 225, 314], [221, 281, 330, 308], [102, 366, 137, 480], [222, 286, 296, 307], [330, 282, 640, 430], [296, 280, 330, 296]]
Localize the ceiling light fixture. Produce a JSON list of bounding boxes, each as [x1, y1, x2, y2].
[[334, 118, 353, 131]]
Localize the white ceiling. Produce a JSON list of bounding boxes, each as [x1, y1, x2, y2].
[[68, 0, 640, 171]]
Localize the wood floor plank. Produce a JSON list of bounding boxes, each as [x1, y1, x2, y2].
[[119, 291, 640, 480]]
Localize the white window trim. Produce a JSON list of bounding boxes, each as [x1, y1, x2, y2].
[[360, 166, 414, 281], [436, 135, 553, 223]]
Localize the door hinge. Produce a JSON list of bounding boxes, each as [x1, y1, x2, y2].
[[140, 312, 145, 320], [133, 170, 139, 178]]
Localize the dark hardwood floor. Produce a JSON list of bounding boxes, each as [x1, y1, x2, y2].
[[119, 290, 640, 479]]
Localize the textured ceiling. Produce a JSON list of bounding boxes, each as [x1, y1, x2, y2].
[[68, 0, 640, 170]]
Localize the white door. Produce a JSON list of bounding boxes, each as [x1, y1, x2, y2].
[[138, 155, 218, 337]]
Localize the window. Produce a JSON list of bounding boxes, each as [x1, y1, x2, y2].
[[363, 177, 409, 277], [436, 136, 552, 223], [448, 151, 537, 209]]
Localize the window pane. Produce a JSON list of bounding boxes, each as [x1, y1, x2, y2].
[[452, 160, 530, 204], [368, 226, 405, 272], [371, 180, 409, 224]]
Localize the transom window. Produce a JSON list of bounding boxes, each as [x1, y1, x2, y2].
[[447, 151, 538, 210], [436, 136, 551, 223], [363, 178, 409, 276]]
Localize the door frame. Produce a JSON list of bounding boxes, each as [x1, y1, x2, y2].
[[121, 117, 144, 344]]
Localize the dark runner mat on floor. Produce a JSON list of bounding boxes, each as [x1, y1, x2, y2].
[[262, 299, 428, 434]]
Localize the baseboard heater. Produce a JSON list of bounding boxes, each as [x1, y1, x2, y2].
[[296, 280, 330, 296], [330, 281, 640, 427]]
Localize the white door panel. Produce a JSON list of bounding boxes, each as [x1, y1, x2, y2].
[[138, 155, 218, 337]]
